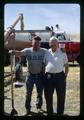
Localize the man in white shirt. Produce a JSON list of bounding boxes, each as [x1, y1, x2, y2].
[[43, 36, 69, 116]]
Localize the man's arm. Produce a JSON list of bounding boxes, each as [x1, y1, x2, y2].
[[42, 62, 46, 75], [64, 63, 69, 77], [9, 50, 24, 57]]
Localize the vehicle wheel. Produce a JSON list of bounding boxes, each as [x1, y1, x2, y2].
[[4, 49, 10, 66], [15, 64, 23, 82], [76, 55, 80, 65], [19, 66, 23, 81]]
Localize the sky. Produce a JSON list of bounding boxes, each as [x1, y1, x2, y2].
[[4, 4, 80, 34]]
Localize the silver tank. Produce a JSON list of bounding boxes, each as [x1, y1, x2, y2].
[[4, 30, 52, 50]]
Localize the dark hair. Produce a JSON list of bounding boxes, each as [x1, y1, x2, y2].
[[33, 36, 41, 41]]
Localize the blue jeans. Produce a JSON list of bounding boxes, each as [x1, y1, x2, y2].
[[15, 63, 22, 81], [25, 73, 43, 111]]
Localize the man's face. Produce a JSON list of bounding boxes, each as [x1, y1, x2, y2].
[[32, 39, 41, 49], [49, 40, 58, 49]]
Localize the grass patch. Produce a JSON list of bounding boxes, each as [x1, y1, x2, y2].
[[4, 66, 80, 116]]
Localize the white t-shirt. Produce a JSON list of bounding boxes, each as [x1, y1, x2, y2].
[[44, 48, 68, 73]]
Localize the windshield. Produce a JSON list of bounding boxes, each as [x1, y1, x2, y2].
[[55, 33, 66, 41]]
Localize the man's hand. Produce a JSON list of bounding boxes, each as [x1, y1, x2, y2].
[[64, 63, 69, 78], [9, 50, 15, 55]]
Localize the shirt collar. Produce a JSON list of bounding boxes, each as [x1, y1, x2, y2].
[[49, 48, 60, 53]]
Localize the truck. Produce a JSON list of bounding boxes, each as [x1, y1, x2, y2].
[[4, 13, 80, 66]]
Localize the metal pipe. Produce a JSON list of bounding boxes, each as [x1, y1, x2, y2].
[[4, 13, 24, 42]]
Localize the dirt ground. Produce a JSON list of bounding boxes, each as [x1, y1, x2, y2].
[[4, 65, 80, 116]]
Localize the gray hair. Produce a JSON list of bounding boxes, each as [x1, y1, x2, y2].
[[49, 36, 58, 42]]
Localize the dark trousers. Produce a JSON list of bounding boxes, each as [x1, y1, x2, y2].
[[25, 73, 43, 111], [44, 71, 66, 115]]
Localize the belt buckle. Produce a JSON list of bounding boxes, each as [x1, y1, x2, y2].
[[47, 74, 51, 79]]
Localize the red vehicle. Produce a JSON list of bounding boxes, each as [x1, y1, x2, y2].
[[54, 30, 80, 64], [4, 14, 80, 65]]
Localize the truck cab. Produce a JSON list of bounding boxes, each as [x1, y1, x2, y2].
[[54, 31, 80, 64]]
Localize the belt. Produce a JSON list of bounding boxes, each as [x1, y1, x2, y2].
[[46, 71, 63, 76], [29, 72, 42, 75]]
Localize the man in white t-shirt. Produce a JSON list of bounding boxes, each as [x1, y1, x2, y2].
[[43, 36, 69, 116]]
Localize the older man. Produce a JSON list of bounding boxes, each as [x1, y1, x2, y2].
[[44, 36, 69, 115]]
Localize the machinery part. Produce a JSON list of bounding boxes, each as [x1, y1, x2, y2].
[[14, 81, 24, 88], [76, 55, 80, 65], [4, 13, 24, 43], [10, 29, 18, 116], [10, 53, 18, 116]]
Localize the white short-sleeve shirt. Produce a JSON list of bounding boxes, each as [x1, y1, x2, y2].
[[44, 48, 68, 73]]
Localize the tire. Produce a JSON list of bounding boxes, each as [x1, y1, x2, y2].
[[41, 42, 49, 49], [76, 55, 80, 65], [4, 49, 10, 66], [15, 64, 23, 81]]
